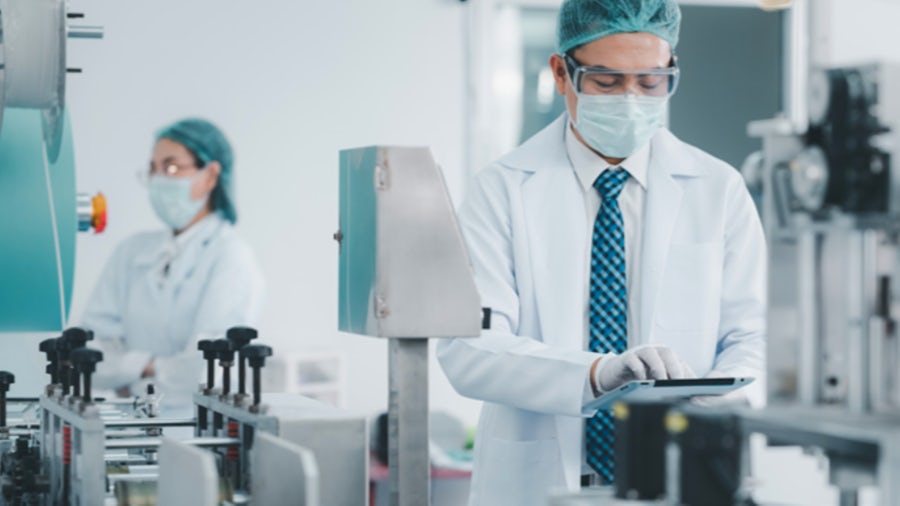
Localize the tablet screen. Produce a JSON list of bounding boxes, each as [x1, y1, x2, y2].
[[583, 377, 754, 412]]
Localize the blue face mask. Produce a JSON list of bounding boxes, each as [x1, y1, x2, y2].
[[148, 174, 207, 231], [573, 93, 668, 159]]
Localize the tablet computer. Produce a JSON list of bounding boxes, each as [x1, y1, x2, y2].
[[583, 377, 755, 411]]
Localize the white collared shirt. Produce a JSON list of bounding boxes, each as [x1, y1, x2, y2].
[[154, 214, 222, 284], [564, 124, 649, 350]]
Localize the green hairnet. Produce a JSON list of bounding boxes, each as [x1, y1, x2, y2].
[[156, 118, 237, 224], [557, 0, 682, 55]]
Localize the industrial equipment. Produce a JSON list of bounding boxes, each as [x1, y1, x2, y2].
[[0, 326, 368, 505], [0, 0, 106, 331], [740, 61, 900, 506], [337, 146, 482, 505]]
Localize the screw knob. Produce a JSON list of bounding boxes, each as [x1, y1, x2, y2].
[[211, 339, 235, 362], [0, 371, 15, 390], [39, 338, 59, 357], [241, 345, 273, 368], [62, 327, 94, 349], [226, 326, 258, 349], [198, 339, 218, 360], [71, 348, 103, 374]]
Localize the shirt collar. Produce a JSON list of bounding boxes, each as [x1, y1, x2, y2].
[[172, 212, 221, 250], [134, 213, 225, 267], [565, 123, 650, 192]]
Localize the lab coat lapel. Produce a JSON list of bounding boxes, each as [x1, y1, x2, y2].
[[521, 158, 585, 351], [639, 132, 685, 342]]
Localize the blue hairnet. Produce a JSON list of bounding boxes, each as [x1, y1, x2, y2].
[[557, 0, 681, 55], [156, 118, 237, 224]]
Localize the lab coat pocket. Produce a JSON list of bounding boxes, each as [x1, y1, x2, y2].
[[655, 242, 723, 332], [475, 438, 562, 506]]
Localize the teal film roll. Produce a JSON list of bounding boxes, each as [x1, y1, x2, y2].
[[0, 108, 76, 331]]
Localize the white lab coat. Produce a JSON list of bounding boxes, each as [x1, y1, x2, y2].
[[436, 114, 766, 506], [80, 214, 265, 413]]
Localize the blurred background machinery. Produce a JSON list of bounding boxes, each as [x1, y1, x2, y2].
[[0, 0, 106, 332], [0, 326, 367, 505]]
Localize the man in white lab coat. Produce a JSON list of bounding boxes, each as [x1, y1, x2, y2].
[[437, 0, 766, 504]]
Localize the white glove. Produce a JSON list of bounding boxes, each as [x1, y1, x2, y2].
[[593, 344, 695, 394]]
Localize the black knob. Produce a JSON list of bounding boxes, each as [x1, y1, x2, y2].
[[54, 336, 71, 358], [39, 339, 60, 384], [71, 349, 102, 403], [62, 327, 93, 350], [39, 338, 59, 357], [0, 371, 15, 391], [226, 326, 258, 349], [211, 339, 235, 362], [71, 348, 103, 374], [198, 340, 217, 391], [198, 339, 218, 360], [0, 371, 13, 427], [240, 345, 273, 368]]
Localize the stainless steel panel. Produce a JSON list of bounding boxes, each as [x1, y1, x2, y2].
[[338, 146, 481, 338], [251, 432, 319, 506], [195, 392, 367, 506], [157, 438, 219, 506]]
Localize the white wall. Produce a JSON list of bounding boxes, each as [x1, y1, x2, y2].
[[819, 0, 900, 66], [61, 0, 482, 426]]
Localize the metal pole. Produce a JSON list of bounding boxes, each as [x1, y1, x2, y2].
[[846, 230, 877, 414], [797, 222, 819, 405], [103, 418, 196, 428], [785, 0, 810, 133], [388, 338, 430, 506], [105, 437, 240, 450]]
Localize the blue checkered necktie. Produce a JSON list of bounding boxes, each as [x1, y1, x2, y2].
[[585, 167, 630, 483]]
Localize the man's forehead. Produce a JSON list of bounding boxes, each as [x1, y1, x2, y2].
[[572, 34, 671, 65]]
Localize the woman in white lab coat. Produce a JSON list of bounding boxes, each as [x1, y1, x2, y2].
[[81, 118, 264, 414], [437, 0, 765, 504]]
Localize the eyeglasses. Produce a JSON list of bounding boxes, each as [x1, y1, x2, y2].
[[564, 54, 680, 98], [137, 162, 203, 186]]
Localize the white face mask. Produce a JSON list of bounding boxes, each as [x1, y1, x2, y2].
[[148, 174, 207, 231], [573, 93, 668, 159]]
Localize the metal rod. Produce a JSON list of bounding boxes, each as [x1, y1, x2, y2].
[[103, 418, 196, 428], [207, 360, 215, 391], [785, 0, 810, 132], [222, 364, 231, 396], [0, 389, 6, 427], [71, 366, 80, 398], [83, 372, 91, 403], [67, 25, 104, 39], [239, 357, 247, 396], [8, 397, 40, 403], [388, 338, 430, 506], [198, 406, 208, 433], [105, 437, 240, 450], [797, 224, 818, 405], [253, 367, 261, 406], [846, 230, 877, 414], [60, 364, 71, 396]]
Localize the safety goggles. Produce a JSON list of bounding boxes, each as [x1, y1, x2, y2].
[[564, 54, 680, 98], [136, 162, 205, 186]]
